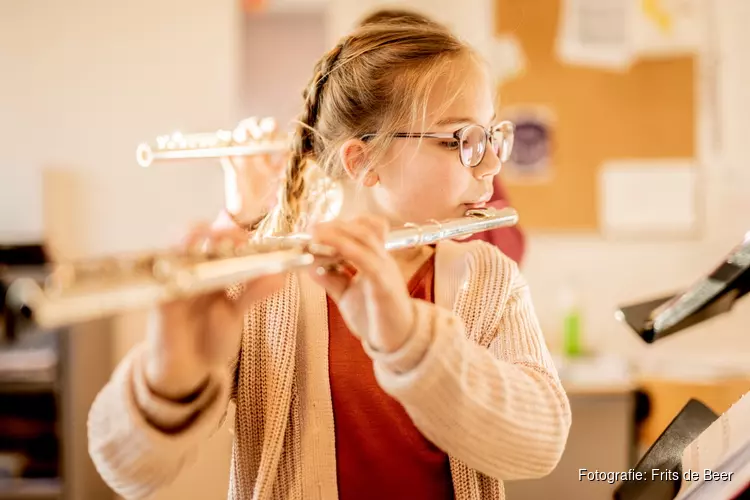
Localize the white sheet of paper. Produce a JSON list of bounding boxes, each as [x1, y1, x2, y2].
[[488, 35, 525, 85], [675, 392, 750, 499], [556, 0, 637, 70], [634, 0, 707, 58], [599, 159, 699, 238]]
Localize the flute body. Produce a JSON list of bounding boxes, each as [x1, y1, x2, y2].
[[136, 117, 289, 168], [5, 207, 518, 329], [137, 140, 288, 168]]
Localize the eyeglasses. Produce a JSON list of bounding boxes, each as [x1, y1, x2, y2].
[[361, 121, 515, 168]]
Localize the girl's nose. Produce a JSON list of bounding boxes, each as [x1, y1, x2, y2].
[[473, 147, 502, 180]]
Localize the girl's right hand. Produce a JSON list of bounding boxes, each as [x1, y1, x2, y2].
[[220, 117, 288, 227], [143, 225, 287, 400]]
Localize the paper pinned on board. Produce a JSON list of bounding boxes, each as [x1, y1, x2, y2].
[[487, 35, 526, 85], [635, 0, 707, 58], [599, 159, 700, 238], [556, 0, 706, 69], [556, 0, 638, 71]]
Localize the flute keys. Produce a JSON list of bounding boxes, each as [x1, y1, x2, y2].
[[152, 258, 176, 282], [234, 117, 262, 143], [45, 265, 76, 294], [259, 117, 277, 136], [231, 116, 279, 145], [232, 123, 250, 144], [216, 129, 233, 145], [185, 240, 208, 259], [234, 241, 256, 256], [214, 238, 239, 258]]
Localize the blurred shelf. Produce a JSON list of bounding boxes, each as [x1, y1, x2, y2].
[[0, 318, 113, 498], [0, 380, 56, 395], [0, 478, 61, 500]]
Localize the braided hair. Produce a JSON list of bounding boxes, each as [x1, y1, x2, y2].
[[255, 19, 471, 237], [256, 42, 346, 236]]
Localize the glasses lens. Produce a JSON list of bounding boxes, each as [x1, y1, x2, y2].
[[493, 122, 515, 162], [460, 125, 487, 167]]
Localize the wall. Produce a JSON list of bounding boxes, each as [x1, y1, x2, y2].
[[0, 0, 241, 498], [0, 0, 241, 256], [240, 11, 327, 127]]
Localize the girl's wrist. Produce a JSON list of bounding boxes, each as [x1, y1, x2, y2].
[[143, 355, 211, 402], [369, 300, 416, 354]]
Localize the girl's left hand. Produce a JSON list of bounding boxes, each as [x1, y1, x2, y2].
[[309, 215, 415, 353]]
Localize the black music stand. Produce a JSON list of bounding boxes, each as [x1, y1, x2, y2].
[[614, 232, 750, 500], [617, 234, 750, 343], [613, 399, 719, 500]]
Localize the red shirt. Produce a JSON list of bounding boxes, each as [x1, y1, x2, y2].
[[467, 178, 526, 265], [327, 254, 454, 500]]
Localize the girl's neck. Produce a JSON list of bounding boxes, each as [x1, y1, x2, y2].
[[392, 245, 434, 281], [338, 180, 433, 279]]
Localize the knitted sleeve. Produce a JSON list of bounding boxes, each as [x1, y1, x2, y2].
[[365, 245, 571, 480], [86, 342, 235, 499]]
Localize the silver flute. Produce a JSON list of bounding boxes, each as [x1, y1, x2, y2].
[[5, 207, 518, 329], [136, 117, 288, 168]]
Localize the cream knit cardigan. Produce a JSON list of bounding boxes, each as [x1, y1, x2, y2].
[[87, 239, 572, 500]]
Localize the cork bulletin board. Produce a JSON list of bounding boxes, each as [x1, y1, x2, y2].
[[495, 0, 696, 232]]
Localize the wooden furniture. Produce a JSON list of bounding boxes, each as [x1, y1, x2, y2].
[[636, 377, 750, 451], [0, 318, 114, 500]]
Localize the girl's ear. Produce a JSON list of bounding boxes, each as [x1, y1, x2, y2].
[[339, 139, 378, 185]]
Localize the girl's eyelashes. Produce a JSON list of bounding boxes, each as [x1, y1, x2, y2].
[[439, 140, 459, 150]]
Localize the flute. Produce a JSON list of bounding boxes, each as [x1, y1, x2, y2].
[[136, 117, 289, 168], [5, 207, 518, 329]]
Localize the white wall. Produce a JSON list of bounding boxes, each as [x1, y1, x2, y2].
[[0, 0, 242, 257], [0, 0, 241, 498], [240, 11, 327, 128]]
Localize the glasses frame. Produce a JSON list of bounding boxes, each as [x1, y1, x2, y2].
[[361, 120, 515, 168]]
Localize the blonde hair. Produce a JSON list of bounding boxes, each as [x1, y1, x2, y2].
[[358, 8, 435, 27], [255, 21, 476, 237]]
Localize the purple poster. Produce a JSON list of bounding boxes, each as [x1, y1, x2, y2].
[[502, 106, 554, 183]]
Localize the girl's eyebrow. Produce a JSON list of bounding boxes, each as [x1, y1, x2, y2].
[[435, 112, 498, 127], [435, 116, 474, 126]]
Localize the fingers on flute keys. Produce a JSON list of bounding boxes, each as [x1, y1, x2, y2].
[[310, 215, 390, 280], [232, 116, 277, 143], [182, 225, 251, 257], [223, 116, 287, 175]]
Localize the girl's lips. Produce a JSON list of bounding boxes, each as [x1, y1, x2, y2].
[[464, 201, 487, 209]]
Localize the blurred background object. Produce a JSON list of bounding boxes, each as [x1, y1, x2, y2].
[[2, 0, 750, 498]]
